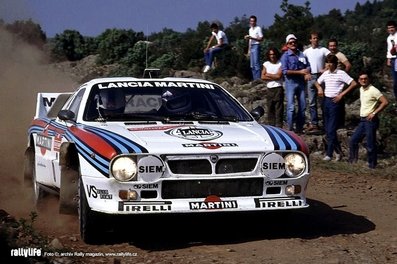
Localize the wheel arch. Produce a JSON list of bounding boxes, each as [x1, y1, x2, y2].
[[59, 142, 80, 215], [23, 134, 36, 187]]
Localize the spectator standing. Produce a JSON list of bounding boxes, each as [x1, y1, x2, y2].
[[280, 34, 311, 134], [386, 20, 397, 100], [348, 72, 389, 169], [245, 15, 264, 80], [261, 47, 284, 127], [328, 38, 352, 131], [314, 54, 357, 161], [203, 23, 229, 73], [328, 38, 352, 72], [303, 32, 330, 132]]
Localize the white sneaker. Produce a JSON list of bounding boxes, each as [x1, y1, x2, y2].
[[323, 156, 332, 161], [203, 65, 211, 73], [335, 153, 341, 161]]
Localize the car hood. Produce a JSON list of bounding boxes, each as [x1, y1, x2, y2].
[[80, 122, 308, 154]]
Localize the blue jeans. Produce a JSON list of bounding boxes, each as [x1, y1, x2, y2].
[[349, 117, 379, 168], [307, 74, 319, 125], [324, 97, 342, 157], [204, 46, 224, 66], [391, 58, 397, 99], [250, 44, 261, 80], [285, 78, 306, 132]]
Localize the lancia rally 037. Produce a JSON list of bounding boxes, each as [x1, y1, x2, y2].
[[25, 76, 311, 243]]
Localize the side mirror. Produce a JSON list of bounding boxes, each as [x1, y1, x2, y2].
[[250, 106, 265, 121], [58, 109, 75, 121]]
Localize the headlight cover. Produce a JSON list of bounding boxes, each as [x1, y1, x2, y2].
[[284, 153, 306, 177], [111, 156, 138, 182]]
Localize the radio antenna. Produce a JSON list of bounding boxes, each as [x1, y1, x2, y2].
[[142, 25, 160, 78], [145, 25, 149, 69]]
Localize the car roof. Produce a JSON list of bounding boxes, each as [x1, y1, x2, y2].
[[81, 77, 216, 87]]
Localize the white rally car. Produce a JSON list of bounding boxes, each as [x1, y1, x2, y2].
[[25, 76, 311, 243]]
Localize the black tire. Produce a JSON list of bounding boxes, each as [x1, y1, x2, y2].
[[23, 147, 46, 209], [79, 179, 112, 244]]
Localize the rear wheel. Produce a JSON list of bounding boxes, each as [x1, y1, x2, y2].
[[23, 147, 45, 208]]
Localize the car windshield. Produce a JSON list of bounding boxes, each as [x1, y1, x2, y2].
[[83, 81, 253, 122]]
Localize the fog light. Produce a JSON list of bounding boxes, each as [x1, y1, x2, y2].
[[285, 185, 302, 195], [119, 190, 138, 200]]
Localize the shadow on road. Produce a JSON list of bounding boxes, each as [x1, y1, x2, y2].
[[100, 198, 375, 250]]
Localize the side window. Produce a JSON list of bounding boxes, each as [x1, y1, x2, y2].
[[67, 89, 85, 120]]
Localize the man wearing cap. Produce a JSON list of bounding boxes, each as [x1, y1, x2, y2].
[[280, 34, 311, 134]]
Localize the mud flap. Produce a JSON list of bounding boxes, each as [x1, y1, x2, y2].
[[59, 143, 79, 215]]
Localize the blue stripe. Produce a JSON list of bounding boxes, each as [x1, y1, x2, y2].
[[85, 127, 130, 153], [66, 131, 109, 168], [261, 125, 280, 150], [85, 126, 144, 153], [65, 131, 109, 174], [265, 126, 287, 150], [273, 127, 298, 150]]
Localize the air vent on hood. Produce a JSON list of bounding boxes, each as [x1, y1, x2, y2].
[[125, 121, 157, 125], [198, 121, 230, 125]]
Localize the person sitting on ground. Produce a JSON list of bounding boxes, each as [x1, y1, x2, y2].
[[203, 23, 229, 73]]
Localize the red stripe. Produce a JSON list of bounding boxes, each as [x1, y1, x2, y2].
[[285, 130, 309, 155], [47, 124, 66, 135], [69, 127, 117, 160], [31, 119, 48, 128]]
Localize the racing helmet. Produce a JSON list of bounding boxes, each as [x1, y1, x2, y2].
[[97, 88, 125, 117], [161, 89, 192, 114]]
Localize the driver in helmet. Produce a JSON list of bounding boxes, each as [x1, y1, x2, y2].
[[97, 88, 125, 117], [160, 89, 192, 115]]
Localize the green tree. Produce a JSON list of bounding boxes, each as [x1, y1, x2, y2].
[[96, 28, 144, 65], [51, 30, 85, 61], [265, 0, 314, 46]]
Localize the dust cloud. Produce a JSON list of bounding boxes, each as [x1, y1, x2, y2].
[[0, 28, 76, 220]]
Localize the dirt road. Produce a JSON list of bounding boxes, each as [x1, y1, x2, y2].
[[12, 160, 393, 264]]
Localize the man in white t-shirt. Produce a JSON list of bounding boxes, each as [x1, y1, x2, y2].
[[386, 20, 397, 100], [203, 23, 229, 73], [303, 32, 330, 132], [245, 15, 263, 80]]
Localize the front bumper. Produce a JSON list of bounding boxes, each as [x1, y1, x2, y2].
[[81, 174, 310, 215]]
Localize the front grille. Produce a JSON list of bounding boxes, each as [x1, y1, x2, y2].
[[166, 157, 258, 175], [168, 159, 211, 174], [216, 158, 257, 174], [162, 178, 263, 199]]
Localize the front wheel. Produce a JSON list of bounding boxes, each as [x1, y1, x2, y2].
[[79, 179, 112, 244]]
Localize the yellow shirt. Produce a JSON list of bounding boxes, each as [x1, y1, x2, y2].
[[360, 85, 383, 117]]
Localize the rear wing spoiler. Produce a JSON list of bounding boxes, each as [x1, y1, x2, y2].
[[35, 93, 72, 119]]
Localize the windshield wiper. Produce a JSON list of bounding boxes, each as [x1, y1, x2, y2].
[[102, 114, 169, 122], [171, 112, 239, 122]]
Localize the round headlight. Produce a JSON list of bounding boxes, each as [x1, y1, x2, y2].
[[111, 156, 137, 181], [284, 153, 306, 177]]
